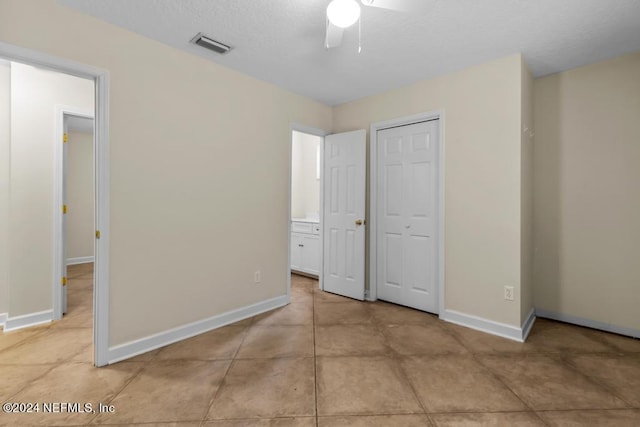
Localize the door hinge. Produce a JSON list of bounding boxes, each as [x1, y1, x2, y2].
[[62, 204, 68, 214], [61, 276, 67, 286], [63, 133, 68, 143], [95, 230, 101, 239]]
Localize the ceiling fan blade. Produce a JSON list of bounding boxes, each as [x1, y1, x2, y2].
[[325, 20, 344, 49], [361, 0, 432, 13]]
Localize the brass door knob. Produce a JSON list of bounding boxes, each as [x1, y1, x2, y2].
[[355, 219, 364, 226]]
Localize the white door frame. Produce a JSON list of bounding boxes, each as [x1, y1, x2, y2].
[[0, 41, 111, 367], [288, 124, 328, 297], [369, 111, 445, 315], [53, 106, 94, 320]]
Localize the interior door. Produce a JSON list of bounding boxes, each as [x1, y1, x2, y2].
[[322, 129, 366, 300], [377, 120, 439, 313], [62, 118, 68, 314]]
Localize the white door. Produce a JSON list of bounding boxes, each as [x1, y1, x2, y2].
[[377, 120, 439, 313], [62, 119, 69, 314], [322, 129, 366, 300]]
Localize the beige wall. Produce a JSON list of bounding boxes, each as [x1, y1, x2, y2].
[[66, 130, 94, 261], [520, 58, 534, 324], [9, 62, 94, 317], [334, 54, 525, 327], [0, 60, 9, 315], [291, 131, 320, 219], [533, 51, 640, 333], [0, 0, 332, 345]]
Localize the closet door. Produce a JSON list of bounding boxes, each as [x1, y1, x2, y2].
[[377, 120, 439, 313]]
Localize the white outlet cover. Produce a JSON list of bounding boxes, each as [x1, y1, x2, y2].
[[504, 286, 515, 301]]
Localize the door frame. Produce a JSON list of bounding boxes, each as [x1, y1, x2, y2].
[[369, 111, 445, 315], [288, 124, 328, 297], [0, 41, 111, 367], [53, 105, 94, 321]]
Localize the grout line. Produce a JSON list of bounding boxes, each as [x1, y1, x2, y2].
[[2, 362, 60, 403], [558, 353, 637, 408], [83, 361, 146, 425], [370, 303, 429, 416], [199, 358, 235, 423], [200, 315, 254, 423], [531, 409, 554, 426], [471, 353, 540, 415]]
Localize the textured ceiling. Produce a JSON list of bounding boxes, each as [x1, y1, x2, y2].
[[57, 0, 640, 106]]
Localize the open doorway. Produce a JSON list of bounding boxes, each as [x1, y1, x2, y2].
[[0, 41, 110, 366], [59, 113, 95, 328], [290, 130, 323, 276], [289, 128, 325, 295], [288, 126, 368, 303]]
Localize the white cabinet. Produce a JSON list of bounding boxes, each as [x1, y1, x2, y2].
[[291, 221, 320, 276]]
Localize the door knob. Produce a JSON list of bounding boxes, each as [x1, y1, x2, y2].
[[355, 219, 364, 226]]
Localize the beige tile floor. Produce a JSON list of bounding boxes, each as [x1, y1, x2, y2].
[[0, 268, 639, 426]]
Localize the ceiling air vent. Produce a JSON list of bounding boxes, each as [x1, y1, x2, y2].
[[190, 32, 232, 55]]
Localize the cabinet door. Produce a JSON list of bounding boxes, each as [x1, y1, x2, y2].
[[291, 233, 303, 271], [301, 234, 320, 275]]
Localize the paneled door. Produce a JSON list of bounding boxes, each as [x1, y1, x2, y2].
[[377, 120, 439, 312], [323, 129, 366, 300]]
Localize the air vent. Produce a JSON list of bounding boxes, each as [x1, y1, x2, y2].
[[190, 32, 232, 55]]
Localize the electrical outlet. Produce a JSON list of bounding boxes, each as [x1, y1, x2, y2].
[[254, 270, 261, 284], [504, 286, 515, 301]]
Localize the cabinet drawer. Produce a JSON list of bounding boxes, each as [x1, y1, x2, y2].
[[291, 221, 314, 234]]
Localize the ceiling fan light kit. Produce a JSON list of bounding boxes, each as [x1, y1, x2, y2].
[[327, 0, 361, 28], [325, 0, 422, 51]]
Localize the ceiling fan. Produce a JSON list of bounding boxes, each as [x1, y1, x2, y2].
[[325, 0, 430, 51]]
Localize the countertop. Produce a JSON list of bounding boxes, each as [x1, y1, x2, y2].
[[291, 218, 320, 224]]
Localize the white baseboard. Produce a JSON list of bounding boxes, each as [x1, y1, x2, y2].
[[3, 310, 53, 332], [536, 309, 639, 339], [66, 256, 95, 265], [107, 294, 290, 364], [440, 309, 536, 342], [521, 307, 536, 341], [0, 313, 7, 327]]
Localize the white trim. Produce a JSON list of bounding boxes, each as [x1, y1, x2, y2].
[[0, 41, 110, 367], [441, 309, 530, 342], [536, 309, 639, 339], [107, 295, 289, 364], [93, 71, 110, 367], [368, 111, 445, 312], [54, 105, 94, 323], [3, 310, 53, 332], [66, 256, 95, 265], [289, 124, 328, 295], [0, 313, 7, 326], [521, 307, 536, 341]]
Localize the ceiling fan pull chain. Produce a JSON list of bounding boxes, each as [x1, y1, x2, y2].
[[358, 17, 362, 53], [325, 18, 330, 49]]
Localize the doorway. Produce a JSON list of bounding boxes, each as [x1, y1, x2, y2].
[[0, 42, 110, 366], [289, 127, 325, 294], [56, 109, 95, 319], [59, 113, 95, 328], [288, 126, 367, 302]]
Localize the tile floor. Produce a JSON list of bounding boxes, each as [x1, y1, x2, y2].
[[0, 268, 639, 426]]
